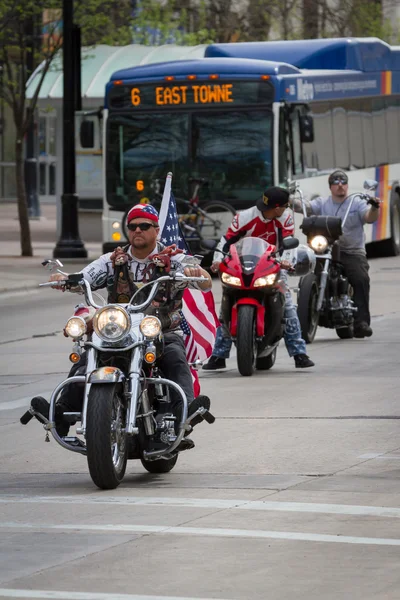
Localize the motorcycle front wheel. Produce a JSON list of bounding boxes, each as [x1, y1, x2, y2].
[[297, 273, 320, 344], [236, 305, 257, 376], [86, 383, 128, 490]]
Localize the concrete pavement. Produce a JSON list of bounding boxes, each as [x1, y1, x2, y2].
[[0, 203, 102, 295]]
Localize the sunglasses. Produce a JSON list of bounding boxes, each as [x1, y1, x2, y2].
[[331, 178, 348, 185], [127, 222, 157, 232]]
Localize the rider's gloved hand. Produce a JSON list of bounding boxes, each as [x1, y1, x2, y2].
[[367, 197, 381, 209]]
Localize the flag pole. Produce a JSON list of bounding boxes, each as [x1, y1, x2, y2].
[[158, 172, 173, 231]]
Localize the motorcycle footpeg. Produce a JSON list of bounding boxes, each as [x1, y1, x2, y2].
[[203, 410, 216, 424], [20, 407, 49, 426], [187, 407, 216, 427], [20, 409, 34, 425], [63, 436, 85, 448], [175, 438, 195, 453]]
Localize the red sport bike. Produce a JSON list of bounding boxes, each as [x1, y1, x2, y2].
[[218, 236, 310, 376]]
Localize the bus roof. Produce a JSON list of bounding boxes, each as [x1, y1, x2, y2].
[[109, 57, 301, 82], [206, 38, 400, 72]]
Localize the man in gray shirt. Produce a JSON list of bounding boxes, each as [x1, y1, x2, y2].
[[292, 170, 381, 338]]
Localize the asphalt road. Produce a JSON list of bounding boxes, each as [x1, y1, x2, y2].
[[1, 256, 400, 600]]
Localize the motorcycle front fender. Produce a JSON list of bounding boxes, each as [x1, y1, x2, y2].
[[88, 366, 125, 384], [230, 298, 265, 338]]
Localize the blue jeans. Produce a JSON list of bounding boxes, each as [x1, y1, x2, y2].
[[213, 272, 306, 359]]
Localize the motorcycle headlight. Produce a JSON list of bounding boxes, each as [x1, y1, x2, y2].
[[140, 316, 162, 338], [310, 235, 328, 253], [254, 274, 277, 287], [93, 305, 130, 342], [64, 316, 86, 339], [221, 273, 241, 286]]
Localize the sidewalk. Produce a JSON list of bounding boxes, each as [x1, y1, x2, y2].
[[0, 203, 101, 295]]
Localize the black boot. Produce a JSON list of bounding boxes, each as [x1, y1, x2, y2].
[[30, 397, 70, 437], [202, 356, 226, 370], [294, 354, 315, 368], [354, 322, 373, 338]]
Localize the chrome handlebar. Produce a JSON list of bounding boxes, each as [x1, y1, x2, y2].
[[39, 274, 208, 311]]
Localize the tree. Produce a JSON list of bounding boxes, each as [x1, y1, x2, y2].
[[131, 0, 216, 45], [0, 0, 134, 257]]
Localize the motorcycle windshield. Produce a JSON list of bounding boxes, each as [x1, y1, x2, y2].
[[235, 237, 270, 273]]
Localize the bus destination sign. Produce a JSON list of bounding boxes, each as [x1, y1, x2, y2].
[[108, 80, 273, 109]]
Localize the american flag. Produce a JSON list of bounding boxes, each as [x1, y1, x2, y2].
[[158, 172, 219, 397]]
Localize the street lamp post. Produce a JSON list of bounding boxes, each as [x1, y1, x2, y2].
[[53, 0, 87, 259]]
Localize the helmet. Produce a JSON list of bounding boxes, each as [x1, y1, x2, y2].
[[290, 244, 316, 276]]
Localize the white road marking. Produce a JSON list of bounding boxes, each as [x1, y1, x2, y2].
[[359, 453, 400, 460], [2, 494, 400, 519], [0, 393, 52, 411], [1, 521, 400, 547], [0, 590, 227, 600]]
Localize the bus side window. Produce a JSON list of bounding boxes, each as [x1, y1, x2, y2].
[[278, 109, 289, 185], [332, 101, 350, 170], [386, 97, 400, 164], [290, 109, 304, 177]]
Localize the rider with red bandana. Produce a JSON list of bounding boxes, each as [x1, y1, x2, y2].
[[203, 186, 315, 370]]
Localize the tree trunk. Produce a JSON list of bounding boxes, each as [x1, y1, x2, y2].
[[15, 137, 33, 257], [303, 0, 319, 38]]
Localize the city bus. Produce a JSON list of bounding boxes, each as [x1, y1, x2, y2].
[[93, 37, 400, 255]]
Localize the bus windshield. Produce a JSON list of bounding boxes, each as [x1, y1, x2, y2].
[[106, 109, 273, 210]]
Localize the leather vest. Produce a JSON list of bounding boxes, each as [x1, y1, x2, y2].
[[107, 244, 184, 332]]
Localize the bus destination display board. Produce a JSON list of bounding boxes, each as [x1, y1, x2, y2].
[[108, 80, 273, 109]]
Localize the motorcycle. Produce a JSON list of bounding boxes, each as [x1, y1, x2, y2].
[[218, 235, 314, 376], [294, 179, 379, 343], [20, 259, 215, 490]]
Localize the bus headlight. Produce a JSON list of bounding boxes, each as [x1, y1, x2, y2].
[[310, 235, 328, 253], [254, 274, 277, 287], [221, 273, 241, 286], [93, 305, 130, 342], [140, 316, 162, 338], [64, 316, 86, 339]]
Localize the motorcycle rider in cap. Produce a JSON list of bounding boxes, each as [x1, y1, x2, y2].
[[31, 204, 213, 446], [291, 170, 381, 338], [203, 187, 315, 370]]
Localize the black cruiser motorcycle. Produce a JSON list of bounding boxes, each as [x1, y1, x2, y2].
[[293, 179, 378, 343], [20, 259, 215, 489]]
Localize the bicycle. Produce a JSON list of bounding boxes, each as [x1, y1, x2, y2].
[[121, 178, 236, 255]]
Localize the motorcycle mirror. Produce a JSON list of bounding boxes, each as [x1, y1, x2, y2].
[[41, 258, 64, 271], [282, 237, 299, 250], [363, 179, 379, 192], [287, 180, 298, 195]]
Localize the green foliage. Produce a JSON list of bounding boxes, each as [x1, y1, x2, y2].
[[131, 0, 215, 45]]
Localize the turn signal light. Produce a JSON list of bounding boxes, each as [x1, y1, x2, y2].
[[165, 76, 174, 81], [69, 353, 80, 363], [261, 75, 270, 80], [144, 352, 156, 364], [112, 232, 121, 241], [187, 74, 197, 80], [209, 74, 219, 80]]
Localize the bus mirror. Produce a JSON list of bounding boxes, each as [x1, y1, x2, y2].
[[80, 120, 95, 148], [299, 115, 314, 143]]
